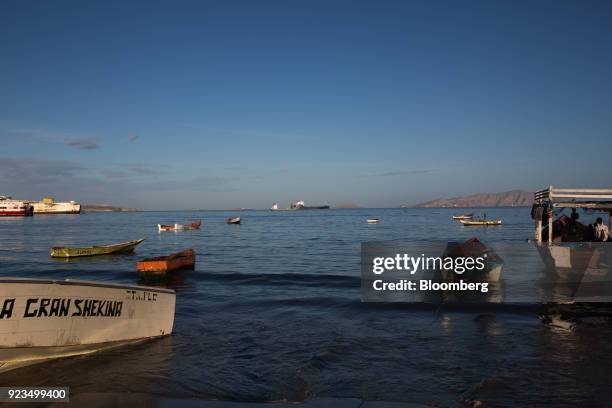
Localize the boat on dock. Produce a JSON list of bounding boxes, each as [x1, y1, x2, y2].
[[227, 216, 241, 224], [0, 277, 175, 373], [452, 213, 473, 220], [158, 220, 201, 232], [50, 238, 145, 258], [0, 196, 33, 217], [460, 219, 502, 226], [136, 249, 196, 275]]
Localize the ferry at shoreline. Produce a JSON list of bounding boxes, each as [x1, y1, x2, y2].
[[0, 196, 33, 217], [31, 197, 81, 214]]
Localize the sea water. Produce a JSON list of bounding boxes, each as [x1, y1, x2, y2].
[[0, 208, 610, 407]]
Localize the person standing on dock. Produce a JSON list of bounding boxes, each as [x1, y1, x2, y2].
[[595, 217, 610, 242]]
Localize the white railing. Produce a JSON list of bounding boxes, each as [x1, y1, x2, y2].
[[534, 187, 612, 203]]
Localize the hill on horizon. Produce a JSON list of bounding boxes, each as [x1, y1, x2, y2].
[[408, 190, 533, 208]]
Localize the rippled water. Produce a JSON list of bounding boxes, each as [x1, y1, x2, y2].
[[0, 208, 610, 407]]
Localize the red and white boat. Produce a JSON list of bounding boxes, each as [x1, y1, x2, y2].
[[0, 196, 33, 217]]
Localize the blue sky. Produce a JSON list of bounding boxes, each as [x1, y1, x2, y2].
[[1, 0, 611, 209]]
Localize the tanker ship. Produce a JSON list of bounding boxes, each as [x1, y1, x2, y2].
[[290, 200, 330, 210], [271, 200, 330, 211]]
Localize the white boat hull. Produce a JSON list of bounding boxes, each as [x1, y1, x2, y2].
[[0, 278, 175, 373], [32, 201, 81, 214], [536, 243, 612, 302]]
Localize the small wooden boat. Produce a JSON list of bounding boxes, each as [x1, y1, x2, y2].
[[158, 220, 201, 232], [50, 238, 145, 258], [441, 237, 503, 282], [0, 277, 175, 373], [137, 249, 196, 275], [188, 219, 202, 229], [460, 219, 502, 226], [227, 216, 241, 224], [367, 218, 379, 224], [452, 213, 473, 220]]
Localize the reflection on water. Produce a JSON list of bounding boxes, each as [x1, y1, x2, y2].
[[139, 270, 194, 291], [1, 209, 611, 407], [0, 337, 175, 392]]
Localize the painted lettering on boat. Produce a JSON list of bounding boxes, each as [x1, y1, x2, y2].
[[0, 298, 15, 319], [71, 299, 122, 317], [125, 290, 158, 302], [21, 298, 123, 318], [24, 298, 71, 317]]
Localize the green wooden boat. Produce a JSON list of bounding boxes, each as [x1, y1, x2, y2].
[[50, 238, 145, 258]]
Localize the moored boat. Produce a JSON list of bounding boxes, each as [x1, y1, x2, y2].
[[0, 196, 33, 217], [227, 216, 241, 224], [440, 237, 504, 282], [188, 219, 202, 229], [136, 249, 196, 275], [0, 277, 175, 373], [460, 219, 502, 226], [530, 187, 612, 302], [50, 238, 145, 258], [452, 213, 473, 220], [158, 220, 201, 231]]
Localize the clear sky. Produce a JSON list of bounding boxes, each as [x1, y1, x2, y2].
[[1, 0, 611, 210]]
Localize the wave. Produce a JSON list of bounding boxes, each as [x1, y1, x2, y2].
[[190, 271, 361, 287]]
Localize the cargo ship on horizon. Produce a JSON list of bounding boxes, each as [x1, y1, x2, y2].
[[271, 200, 330, 211]]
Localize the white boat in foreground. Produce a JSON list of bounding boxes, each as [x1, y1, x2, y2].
[[0, 278, 175, 373]]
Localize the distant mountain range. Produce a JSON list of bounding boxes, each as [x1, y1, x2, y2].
[[408, 190, 533, 208]]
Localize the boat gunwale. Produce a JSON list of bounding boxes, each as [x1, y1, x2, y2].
[[51, 238, 145, 252], [460, 219, 502, 225], [138, 249, 195, 263], [0, 335, 167, 352], [0, 277, 175, 294]]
